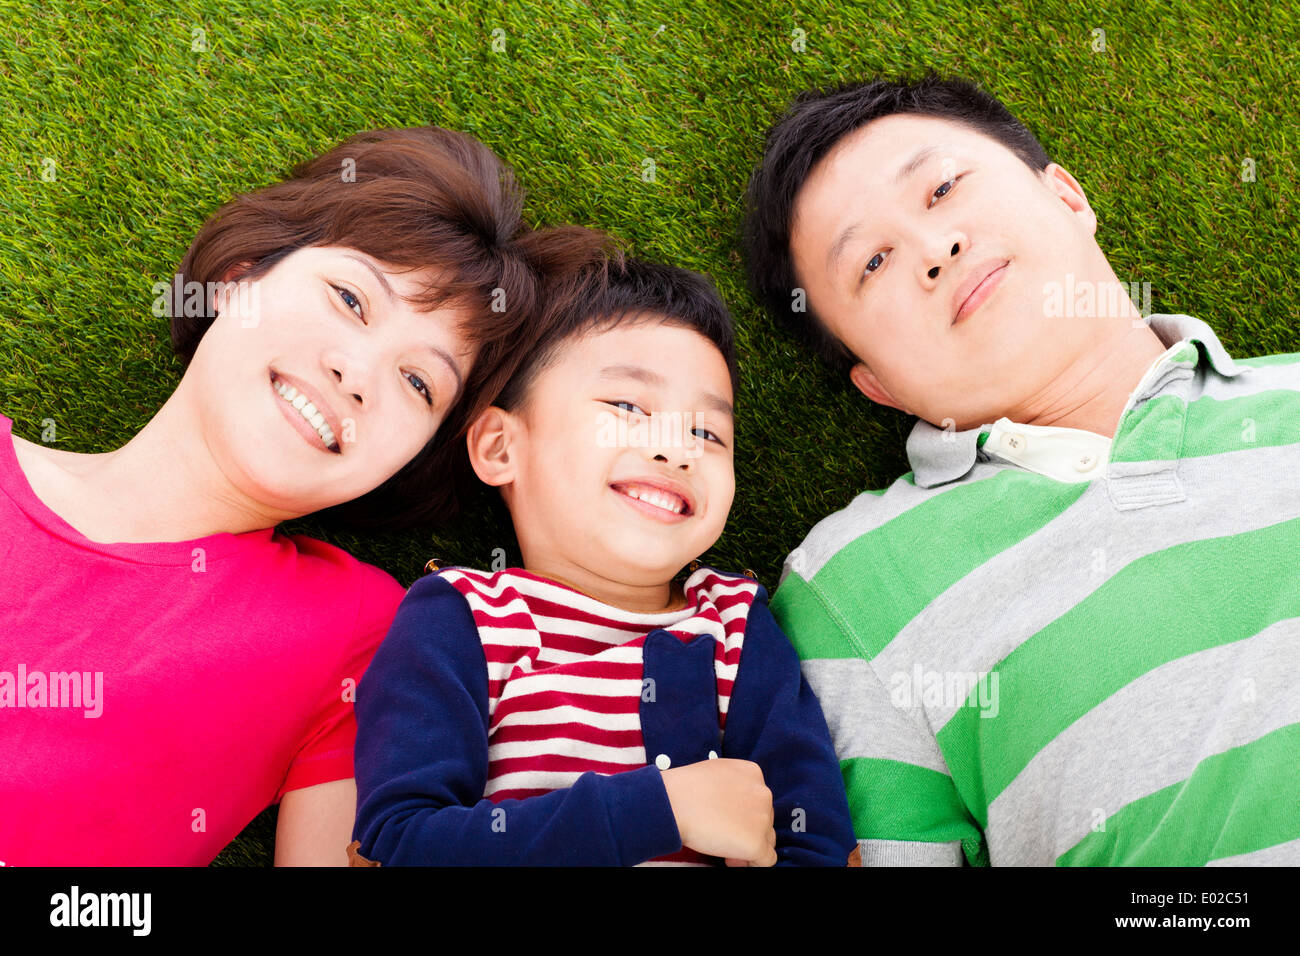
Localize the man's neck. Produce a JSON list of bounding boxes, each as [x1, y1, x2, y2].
[[1005, 318, 1172, 439]]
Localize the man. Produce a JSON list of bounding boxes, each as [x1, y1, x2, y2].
[[742, 74, 1300, 865]]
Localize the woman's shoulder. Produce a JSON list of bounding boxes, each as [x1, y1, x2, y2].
[[271, 531, 409, 615]]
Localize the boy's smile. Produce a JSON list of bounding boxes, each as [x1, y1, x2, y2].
[[610, 477, 694, 520]]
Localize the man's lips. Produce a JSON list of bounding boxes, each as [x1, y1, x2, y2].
[[952, 259, 1009, 325]]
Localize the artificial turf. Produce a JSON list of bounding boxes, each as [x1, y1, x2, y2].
[[1, 0, 1295, 865]]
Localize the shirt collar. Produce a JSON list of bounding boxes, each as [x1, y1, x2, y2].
[[906, 313, 1246, 488]]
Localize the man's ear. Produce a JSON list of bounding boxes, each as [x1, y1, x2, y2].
[[1041, 163, 1097, 236], [848, 362, 910, 414], [466, 406, 517, 490]]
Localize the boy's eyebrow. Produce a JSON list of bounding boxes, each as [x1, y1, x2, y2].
[[598, 364, 734, 418], [825, 144, 943, 278], [343, 253, 397, 303]]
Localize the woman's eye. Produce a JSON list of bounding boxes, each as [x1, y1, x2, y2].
[[928, 177, 958, 208], [691, 426, 724, 446], [334, 285, 363, 319], [607, 400, 648, 416], [405, 371, 432, 406]]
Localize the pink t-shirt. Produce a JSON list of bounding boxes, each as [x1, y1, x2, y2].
[[0, 412, 408, 865]]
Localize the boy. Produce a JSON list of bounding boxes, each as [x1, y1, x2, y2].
[[742, 73, 1300, 865], [348, 255, 857, 865]]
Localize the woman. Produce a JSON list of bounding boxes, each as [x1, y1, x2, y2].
[[0, 126, 613, 865]]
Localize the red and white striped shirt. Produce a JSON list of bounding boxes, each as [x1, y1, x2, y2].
[[438, 565, 759, 864]]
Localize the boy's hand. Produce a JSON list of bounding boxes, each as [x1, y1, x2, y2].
[[660, 758, 777, 866]]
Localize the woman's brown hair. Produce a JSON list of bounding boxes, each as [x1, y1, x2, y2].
[[170, 125, 618, 531]]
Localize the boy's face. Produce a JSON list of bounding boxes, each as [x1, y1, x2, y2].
[[494, 320, 735, 588], [789, 113, 1104, 430]]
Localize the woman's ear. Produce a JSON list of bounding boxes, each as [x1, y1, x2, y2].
[[466, 406, 517, 489], [210, 259, 257, 316]]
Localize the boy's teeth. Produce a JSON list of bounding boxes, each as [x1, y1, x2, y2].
[[274, 378, 338, 450], [623, 484, 684, 514]]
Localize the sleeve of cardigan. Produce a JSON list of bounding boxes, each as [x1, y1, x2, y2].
[[350, 572, 684, 865], [720, 584, 859, 866]]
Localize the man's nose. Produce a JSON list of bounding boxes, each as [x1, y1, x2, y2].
[[925, 240, 962, 281]]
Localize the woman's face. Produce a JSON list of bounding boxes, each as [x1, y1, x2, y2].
[[184, 244, 475, 517]]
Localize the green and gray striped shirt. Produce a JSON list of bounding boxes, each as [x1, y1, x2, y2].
[[772, 314, 1300, 866]]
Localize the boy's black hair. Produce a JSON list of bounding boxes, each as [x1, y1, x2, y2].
[[741, 73, 1052, 376], [494, 252, 739, 415]]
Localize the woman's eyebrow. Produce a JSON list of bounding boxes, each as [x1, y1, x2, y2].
[[430, 345, 464, 397], [343, 253, 396, 303]]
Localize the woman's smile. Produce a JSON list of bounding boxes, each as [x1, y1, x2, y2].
[[270, 370, 342, 454]]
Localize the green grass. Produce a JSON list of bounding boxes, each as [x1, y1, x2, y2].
[[1, 0, 1296, 866]]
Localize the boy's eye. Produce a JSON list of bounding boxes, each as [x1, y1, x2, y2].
[[605, 400, 648, 416], [334, 285, 364, 320], [862, 251, 888, 283], [691, 426, 725, 446]]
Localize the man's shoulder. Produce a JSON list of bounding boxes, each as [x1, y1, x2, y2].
[[781, 467, 987, 586]]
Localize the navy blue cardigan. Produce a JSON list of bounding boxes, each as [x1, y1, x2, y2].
[[351, 569, 856, 865]]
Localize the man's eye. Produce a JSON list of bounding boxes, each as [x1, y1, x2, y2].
[[334, 285, 363, 319], [928, 177, 958, 208], [606, 400, 648, 416]]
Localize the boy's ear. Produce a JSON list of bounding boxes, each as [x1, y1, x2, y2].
[[466, 406, 517, 489], [848, 362, 911, 414]]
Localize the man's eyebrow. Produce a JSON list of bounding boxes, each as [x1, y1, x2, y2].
[[893, 144, 942, 186], [598, 364, 734, 418], [825, 144, 944, 278], [343, 253, 396, 303]]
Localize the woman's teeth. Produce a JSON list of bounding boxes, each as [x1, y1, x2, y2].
[[273, 378, 338, 451]]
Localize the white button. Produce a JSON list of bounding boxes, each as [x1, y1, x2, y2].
[[1000, 432, 1026, 453], [1074, 454, 1098, 473], [654, 753, 671, 770], [707, 750, 718, 760]]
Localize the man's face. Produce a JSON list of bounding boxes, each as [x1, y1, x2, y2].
[[789, 113, 1103, 430]]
